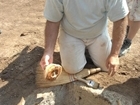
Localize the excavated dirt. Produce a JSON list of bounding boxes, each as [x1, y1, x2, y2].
[[0, 0, 140, 105]]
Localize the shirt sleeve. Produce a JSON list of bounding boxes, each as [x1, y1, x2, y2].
[[44, 0, 64, 22], [107, 0, 129, 22]]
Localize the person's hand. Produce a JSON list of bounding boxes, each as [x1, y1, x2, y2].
[[40, 54, 53, 70], [106, 54, 119, 76]]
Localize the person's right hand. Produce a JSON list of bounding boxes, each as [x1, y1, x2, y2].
[[106, 54, 119, 76], [40, 54, 53, 70]]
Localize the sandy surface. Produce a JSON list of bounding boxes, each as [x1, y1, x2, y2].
[[0, 0, 140, 105]]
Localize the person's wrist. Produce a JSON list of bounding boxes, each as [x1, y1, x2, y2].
[[109, 53, 119, 57], [43, 49, 53, 55]]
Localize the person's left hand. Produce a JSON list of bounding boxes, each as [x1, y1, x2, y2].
[[106, 54, 119, 76]]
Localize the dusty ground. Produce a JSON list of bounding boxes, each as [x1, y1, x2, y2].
[[0, 0, 140, 105]]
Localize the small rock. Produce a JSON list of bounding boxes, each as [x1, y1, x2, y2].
[[20, 32, 28, 36], [20, 33, 26, 36]]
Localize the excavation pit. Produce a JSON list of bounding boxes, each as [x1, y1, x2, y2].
[[18, 82, 132, 105]]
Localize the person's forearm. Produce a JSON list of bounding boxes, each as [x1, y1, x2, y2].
[[44, 20, 60, 54], [111, 17, 127, 56]]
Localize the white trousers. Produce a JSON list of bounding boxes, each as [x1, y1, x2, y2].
[[58, 29, 112, 74]]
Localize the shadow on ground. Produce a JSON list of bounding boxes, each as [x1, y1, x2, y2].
[[0, 46, 62, 105], [0, 46, 43, 104]]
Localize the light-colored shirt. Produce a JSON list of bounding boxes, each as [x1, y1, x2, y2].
[[44, 0, 129, 39]]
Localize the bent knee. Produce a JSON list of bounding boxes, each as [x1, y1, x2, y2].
[[62, 65, 84, 74]]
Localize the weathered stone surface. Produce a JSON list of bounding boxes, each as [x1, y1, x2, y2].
[[18, 82, 132, 105]]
